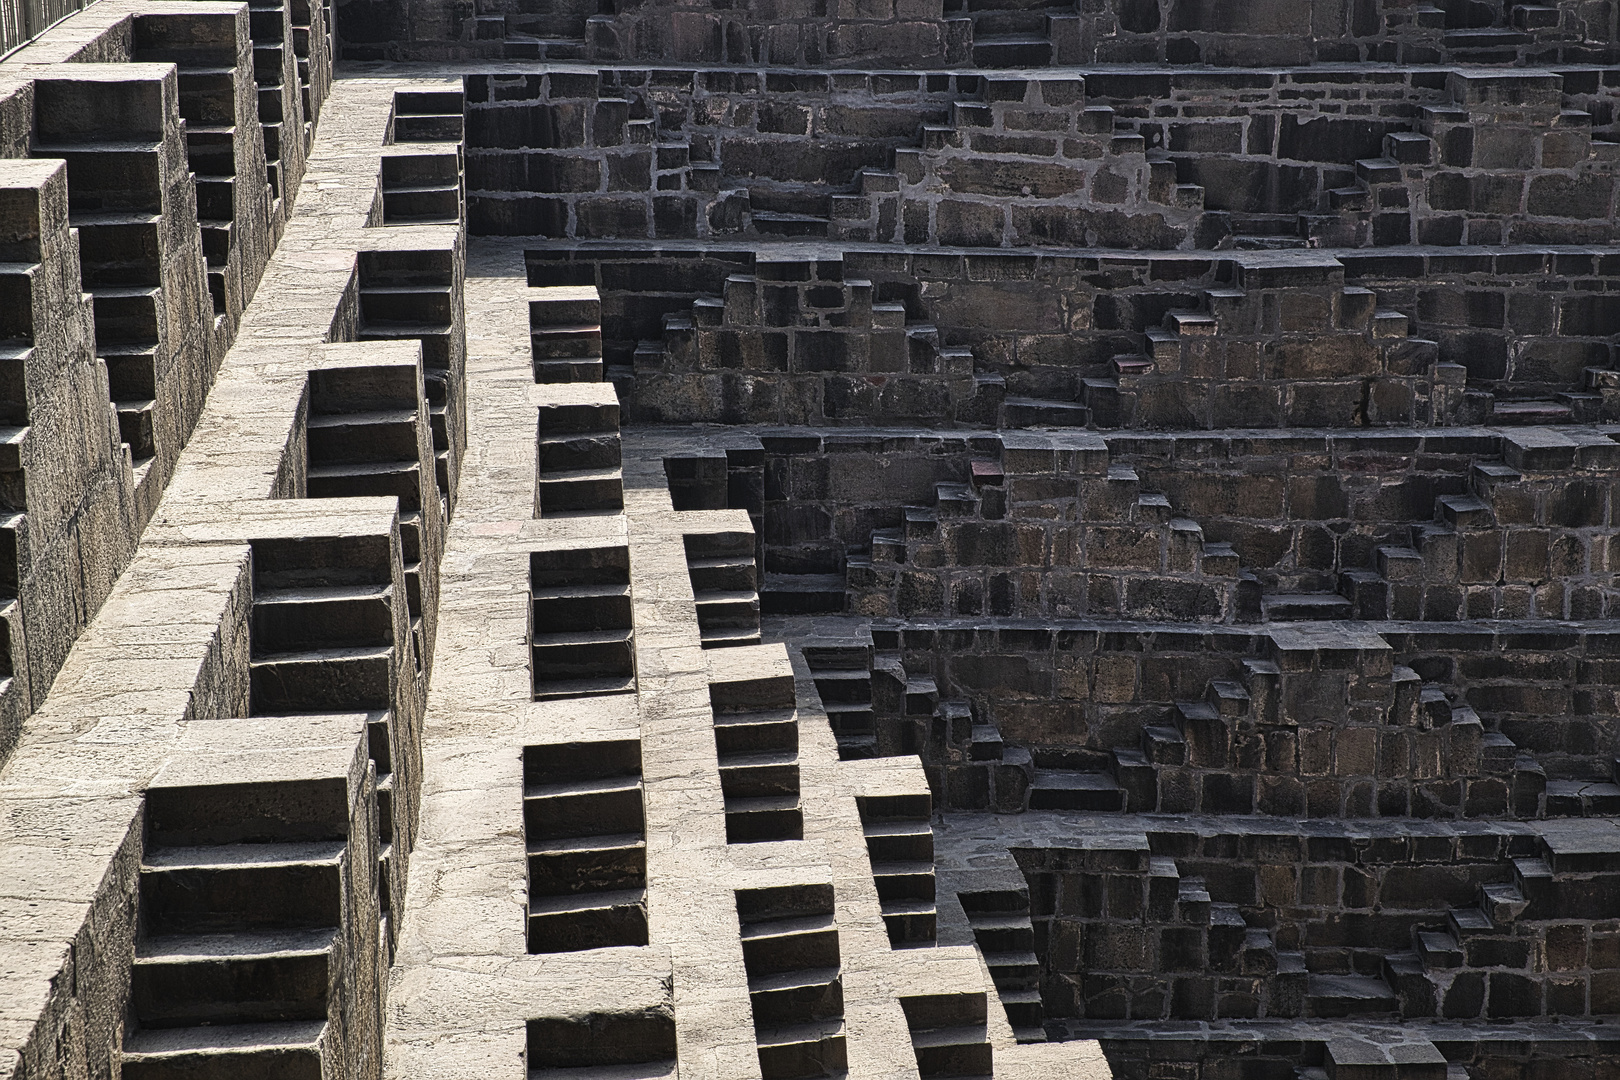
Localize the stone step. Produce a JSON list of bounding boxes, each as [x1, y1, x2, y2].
[[1261, 592, 1352, 621], [1415, 929, 1463, 970], [536, 466, 624, 515], [753, 1020, 846, 1080], [713, 708, 799, 756], [971, 34, 1051, 67], [751, 211, 829, 238], [870, 860, 937, 904], [1000, 396, 1088, 428], [132, 927, 336, 1027], [908, 1023, 992, 1078], [1544, 779, 1620, 817], [1027, 769, 1124, 812], [810, 667, 871, 703], [1491, 399, 1573, 424], [718, 749, 801, 799], [964, 911, 1035, 954], [760, 573, 845, 614], [249, 645, 391, 713], [878, 897, 937, 947], [531, 628, 636, 684], [724, 793, 804, 843], [739, 910, 840, 973], [979, 949, 1040, 991], [747, 966, 844, 1025], [686, 553, 757, 593], [523, 772, 645, 840], [527, 886, 649, 952], [526, 831, 646, 896], [253, 582, 394, 652], [121, 1019, 326, 1080], [531, 323, 604, 361], [1305, 973, 1398, 1018], [307, 458, 421, 503], [861, 819, 933, 864], [694, 587, 761, 630], [821, 701, 874, 737], [140, 841, 346, 935]]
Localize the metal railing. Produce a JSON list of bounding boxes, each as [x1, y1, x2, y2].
[[0, 0, 98, 58]]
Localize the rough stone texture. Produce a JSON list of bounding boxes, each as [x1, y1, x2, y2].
[[3, 0, 1620, 1075]]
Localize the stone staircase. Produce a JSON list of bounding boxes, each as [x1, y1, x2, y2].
[[834, 74, 1204, 249], [355, 247, 462, 503], [530, 283, 604, 383], [534, 383, 624, 516], [803, 639, 877, 759], [379, 149, 462, 225], [736, 884, 848, 1080], [956, 0, 1060, 67], [848, 432, 1242, 622], [132, 5, 267, 323], [957, 888, 1045, 1042], [634, 253, 984, 428], [247, 529, 407, 934], [683, 528, 762, 649], [530, 545, 636, 700], [497, 0, 594, 60], [897, 993, 993, 1078], [123, 756, 368, 1080], [1082, 258, 1447, 430], [856, 792, 938, 947], [1088, 627, 1550, 820], [1380, 830, 1618, 1020], [32, 69, 213, 480], [305, 358, 440, 638], [710, 646, 805, 843], [522, 738, 650, 952], [391, 89, 464, 142], [248, 0, 301, 206], [1362, 428, 1620, 621]]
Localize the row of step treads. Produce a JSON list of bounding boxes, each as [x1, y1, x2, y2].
[[126, 826, 345, 1080], [523, 748, 648, 952], [738, 902, 846, 1080], [960, 890, 1044, 1040], [858, 795, 935, 947], [531, 285, 603, 383]]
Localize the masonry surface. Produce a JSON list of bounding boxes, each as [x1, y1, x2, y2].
[[0, 0, 1617, 1078]]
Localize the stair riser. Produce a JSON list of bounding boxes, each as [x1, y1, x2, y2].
[[122, 1046, 324, 1080], [726, 808, 804, 843], [528, 904, 648, 952], [537, 475, 624, 513], [742, 931, 840, 975], [719, 763, 799, 799], [307, 467, 420, 504], [132, 951, 331, 1027], [140, 863, 342, 933], [883, 910, 937, 945], [863, 833, 931, 864], [530, 594, 632, 633], [749, 980, 844, 1025], [524, 789, 644, 840], [308, 423, 418, 464], [539, 435, 621, 472], [873, 873, 935, 903], [250, 655, 390, 712], [532, 640, 634, 682], [756, 1035, 847, 1080], [914, 1042, 992, 1078], [253, 597, 393, 652], [714, 719, 797, 756], [528, 847, 645, 895]]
